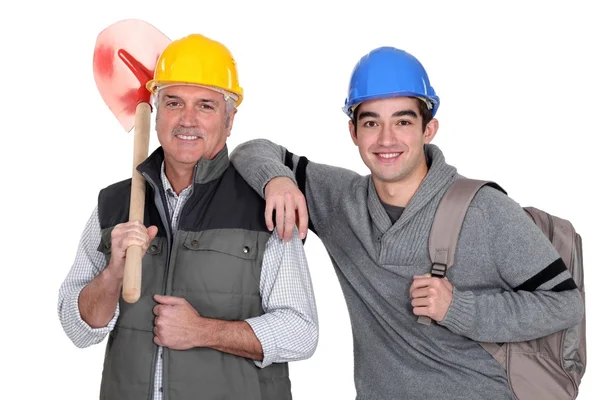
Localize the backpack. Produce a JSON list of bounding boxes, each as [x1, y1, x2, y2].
[[419, 178, 586, 400]]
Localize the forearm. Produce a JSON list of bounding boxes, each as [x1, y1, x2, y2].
[[230, 139, 295, 196], [78, 266, 122, 329], [57, 206, 120, 347], [197, 319, 263, 360], [440, 287, 584, 342]]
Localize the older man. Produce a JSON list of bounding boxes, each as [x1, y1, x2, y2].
[[58, 33, 318, 400]]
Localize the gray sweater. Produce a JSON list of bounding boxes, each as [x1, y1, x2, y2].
[[230, 140, 584, 400]]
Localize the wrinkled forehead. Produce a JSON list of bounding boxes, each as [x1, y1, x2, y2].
[[156, 83, 237, 104]]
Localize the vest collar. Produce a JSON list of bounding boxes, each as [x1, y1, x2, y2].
[[137, 145, 230, 187]]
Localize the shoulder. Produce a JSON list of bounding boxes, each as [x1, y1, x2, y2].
[[306, 160, 368, 191], [97, 178, 133, 229], [227, 163, 267, 202], [468, 182, 547, 241], [308, 159, 361, 177], [470, 183, 523, 217], [98, 178, 132, 210], [98, 178, 132, 201]]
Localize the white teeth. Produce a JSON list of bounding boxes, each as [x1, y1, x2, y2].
[[378, 153, 400, 158], [176, 135, 199, 140]]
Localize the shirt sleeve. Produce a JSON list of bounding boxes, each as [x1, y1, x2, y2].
[[57, 206, 119, 348], [245, 227, 319, 368]]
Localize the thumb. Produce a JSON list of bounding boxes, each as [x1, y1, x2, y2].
[[147, 225, 159, 241], [154, 294, 185, 305]]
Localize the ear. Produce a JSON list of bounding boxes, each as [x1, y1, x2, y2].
[[423, 118, 439, 143], [349, 119, 358, 146]]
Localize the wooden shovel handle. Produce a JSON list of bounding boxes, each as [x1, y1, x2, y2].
[[122, 101, 152, 303]]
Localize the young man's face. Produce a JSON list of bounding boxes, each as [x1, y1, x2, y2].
[[349, 96, 438, 185]]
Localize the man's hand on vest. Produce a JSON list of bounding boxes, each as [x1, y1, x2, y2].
[[409, 275, 453, 322], [153, 294, 204, 350], [151, 294, 264, 360], [106, 221, 159, 280]]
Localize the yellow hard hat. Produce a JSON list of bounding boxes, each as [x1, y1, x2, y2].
[[146, 33, 244, 107]]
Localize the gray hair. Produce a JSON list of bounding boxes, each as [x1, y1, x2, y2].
[[224, 96, 236, 129]]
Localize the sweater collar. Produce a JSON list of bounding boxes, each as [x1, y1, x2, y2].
[[368, 143, 457, 233]]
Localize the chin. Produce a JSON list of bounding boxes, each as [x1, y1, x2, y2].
[[374, 170, 408, 183], [172, 153, 203, 164]]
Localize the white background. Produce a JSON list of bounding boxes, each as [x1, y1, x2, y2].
[[2, 0, 598, 398]]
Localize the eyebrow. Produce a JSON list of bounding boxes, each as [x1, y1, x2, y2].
[[357, 111, 379, 120], [357, 109, 418, 120], [163, 94, 181, 102]]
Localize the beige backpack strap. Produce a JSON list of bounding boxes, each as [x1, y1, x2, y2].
[[479, 342, 507, 367], [417, 178, 506, 325]]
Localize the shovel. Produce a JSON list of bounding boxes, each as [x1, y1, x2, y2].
[[93, 19, 170, 303]]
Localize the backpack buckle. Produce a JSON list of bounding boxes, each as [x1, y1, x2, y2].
[[430, 262, 447, 278]]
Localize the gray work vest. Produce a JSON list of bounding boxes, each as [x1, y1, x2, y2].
[[95, 146, 291, 400]]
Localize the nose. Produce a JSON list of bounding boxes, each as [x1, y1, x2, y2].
[[178, 105, 197, 127], [377, 123, 395, 146]]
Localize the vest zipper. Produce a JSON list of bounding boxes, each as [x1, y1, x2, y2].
[[142, 171, 174, 292], [142, 172, 173, 400], [143, 164, 197, 400], [162, 162, 196, 295]]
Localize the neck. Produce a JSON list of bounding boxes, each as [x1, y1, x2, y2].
[[373, 162, 429, 207], [165, 162, 194, 195]]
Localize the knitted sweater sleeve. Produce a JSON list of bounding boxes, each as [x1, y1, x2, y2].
[[439, 187, 584, 342], [230, 138, 359, 236]]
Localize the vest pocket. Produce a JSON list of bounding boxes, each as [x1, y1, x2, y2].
[[182, 229, 258, 260], [146, 236, 164, 255], [96, 227, 165, 256], [97, 227, 115, 256], [174, 229, 263, 320]]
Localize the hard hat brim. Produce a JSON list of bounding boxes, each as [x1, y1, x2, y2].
[[343, 91, 439, 117], [147, 80, 244, 107]]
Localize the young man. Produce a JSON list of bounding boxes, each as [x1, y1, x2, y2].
[[57, 33, 318, 400], [229, 46, 583, 399]]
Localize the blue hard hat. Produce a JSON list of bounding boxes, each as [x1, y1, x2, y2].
[[342, 47, 440, 118]]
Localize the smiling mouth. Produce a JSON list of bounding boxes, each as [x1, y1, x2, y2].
[[377, 152, 400, 158], [175, 134, 201, 141], [374, 152, 402, 160]]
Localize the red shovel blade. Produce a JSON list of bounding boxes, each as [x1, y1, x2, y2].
[[93, 19, 170, 132]]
